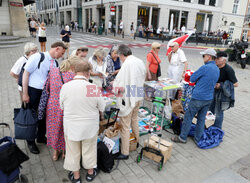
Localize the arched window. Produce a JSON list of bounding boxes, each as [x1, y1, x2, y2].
[[228, 22, 235, 41]]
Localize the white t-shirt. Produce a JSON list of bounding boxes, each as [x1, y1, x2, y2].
[[38, 27, 46, 37], [170, 49, 187, 66], [181, 26, 186, 33], [120, 21, 123, 29], [11, 56, 28, 75], [30, 21, 36, 28], [108, 21, 112, 29]]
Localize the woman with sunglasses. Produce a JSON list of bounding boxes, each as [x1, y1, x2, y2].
[[146, 42, 162, 81]]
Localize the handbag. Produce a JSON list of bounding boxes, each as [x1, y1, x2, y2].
[[150, 52, 161, 77], [14, 103, 38, 140], [38, 71, 64, 120]]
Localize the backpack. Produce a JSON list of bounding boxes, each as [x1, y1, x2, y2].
[[18, 52, 58, 86], [97, 141, 114, 173]]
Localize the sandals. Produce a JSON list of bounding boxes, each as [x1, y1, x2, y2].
[[68, 171, 82, 183], [52, 150, 59, 161], [171, 135, 187, 144], [86, 168, 99, 182]]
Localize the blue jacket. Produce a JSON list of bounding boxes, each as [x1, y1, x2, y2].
[[190, 61, 220, 101]]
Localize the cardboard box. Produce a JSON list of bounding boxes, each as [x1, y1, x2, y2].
[[192, 118, 214, 128], [143, 136, 173, 164]]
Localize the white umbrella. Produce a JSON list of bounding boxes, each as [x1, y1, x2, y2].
[[170, 14, 174, 35], [205, 17, 209, 32]]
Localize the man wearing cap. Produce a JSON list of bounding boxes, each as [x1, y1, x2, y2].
[[209, 51, 238, 129], [168, 42, 188, 99], [171, 48, 219, 144]]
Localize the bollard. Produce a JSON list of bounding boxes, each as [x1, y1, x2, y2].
[[206, 38, 208, 46], [114, 30, 116, 37], [134, 33, 136, 40], [215, 36, 217, 46], [122, 31, 124, 38], [162, 35, 164, 43], [146, 33, 149, 41], [105, 29, 107, 36]]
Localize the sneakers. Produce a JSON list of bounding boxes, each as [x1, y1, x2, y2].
[[68, 171, 82, 183], [86, 168, 99, 182], [115, 153, 129, 160]]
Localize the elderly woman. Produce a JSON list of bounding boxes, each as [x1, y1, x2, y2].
[[146, 42, 162, 81], [45, 56, 81, 161], [60, 61, 105, 182], [105, 45, 121, 89], [88, 48, 107, 88], [10, 42, 38, 100], [70, 47, 88, 60]]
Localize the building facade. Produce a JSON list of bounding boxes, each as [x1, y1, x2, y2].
[[241, 1, 250, 41], [37, 0, 82, 27], [82, 0, 223, 35], [0, 0, 30, 37], [24, 3, 37, 19], [220, 0, 249, 41]]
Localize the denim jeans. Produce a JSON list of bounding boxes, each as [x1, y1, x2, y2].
[[209, 100, 224, 129], [180, 99, 212, 142]]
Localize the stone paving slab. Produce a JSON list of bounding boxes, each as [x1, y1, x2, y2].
[[1, 28, 250, 183]]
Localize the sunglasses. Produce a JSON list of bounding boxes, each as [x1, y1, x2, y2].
[[156, 47, 160, 49]]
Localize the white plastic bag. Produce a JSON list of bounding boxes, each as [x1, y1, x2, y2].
[[164, 99, 172, 120]]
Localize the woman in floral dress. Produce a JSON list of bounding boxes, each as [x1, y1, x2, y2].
[[46, 56, 81, 161]]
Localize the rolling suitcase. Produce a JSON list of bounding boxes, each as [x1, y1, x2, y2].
[[0, 123, 29, 183]]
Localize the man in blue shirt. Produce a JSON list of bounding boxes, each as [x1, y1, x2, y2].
[[172, 48, 220, 144], [22, 42, 67, 154]]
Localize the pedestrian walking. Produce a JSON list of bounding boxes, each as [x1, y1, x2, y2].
[[167, 42, 188, 99], [22, 42, 67, 154], [113, 44, 146, 160], [209, 51, 238, 129], [60, 61, 105, 183], [130, 22, 134, 38], [46, 56, 81, 161], [108, 20, 112, 33], [138, 24, 143, 38], [171, 48, 219, 144], [38, 22, 47, 52], [75, 21, 78, 31], [10, 42, 38, 101], [29, 18, 37, 38], [119, 20, 123, 34], [60, 25, 72, 58]]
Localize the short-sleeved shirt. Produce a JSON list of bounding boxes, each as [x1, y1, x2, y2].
[[108, 22, 112, 29], [147, 51, 161, 74], [218, 64, 238, 84], [11, 55, 28, 75], [60, 29, 71, 42], [170, 49, 187, 66], [30, 21, 36, 28], [24, 51, 57, 89], [120, 22, 123, 29]]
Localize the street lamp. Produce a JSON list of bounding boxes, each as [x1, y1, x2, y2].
[[100, 0, 103, 28]]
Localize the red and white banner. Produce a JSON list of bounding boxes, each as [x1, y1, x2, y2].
[[166, 32, 194, 56]]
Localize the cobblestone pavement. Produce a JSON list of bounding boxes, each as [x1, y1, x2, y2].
[[0, 27, 250, 183]]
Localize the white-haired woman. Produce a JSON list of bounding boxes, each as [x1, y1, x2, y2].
[[60, 25, 72, 58], [88, 48, 107, 88], [105, 45, 121, 89], [10, 42, 38, 100]]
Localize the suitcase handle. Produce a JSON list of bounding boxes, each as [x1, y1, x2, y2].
[[0, 123, 14, 138]]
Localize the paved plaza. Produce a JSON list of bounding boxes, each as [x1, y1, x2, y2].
[[0, 27, 250, 183]]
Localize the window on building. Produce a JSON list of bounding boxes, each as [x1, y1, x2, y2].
[[59, 0, 61, 7], [69, 0, 72, 5], [228, 22, 235, 41], [183, 0, 191, 2], [209, 0, 216, 6], [198, 0, 205, 5], [242, 30, 248, 40], [62, 0, 64, 6], [232, 0, 239, 14], [66, 0, 68, 6], [0, 0, 2, 7]]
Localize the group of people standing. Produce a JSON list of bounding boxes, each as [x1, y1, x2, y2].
[[9, 26, 238, 182]]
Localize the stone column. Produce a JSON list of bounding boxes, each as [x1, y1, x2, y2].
[[178, 10, 182, 30], [82, 7, 86, 31], [203, 13, 207, 32], [148, 6, 153, 27], [8, 0, 30, 37], [158, 5, 169, 29], [187, 11, 197, 30], [105, 4, 109, 32], [123, 1, 138, 35]]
